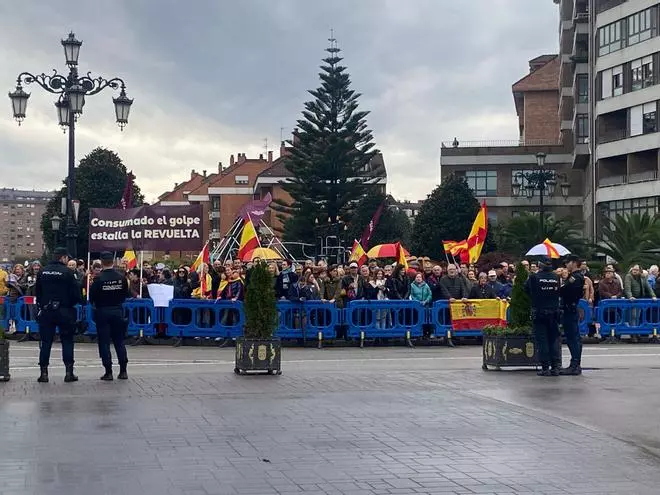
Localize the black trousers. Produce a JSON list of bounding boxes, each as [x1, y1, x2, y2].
[[38, 308, 76, 367], [533, 310, 561, 368], [94, 307, 128, 369]]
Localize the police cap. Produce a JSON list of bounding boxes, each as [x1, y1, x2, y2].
[[53, 247, 69, 258], [100, 251, 114, 262]]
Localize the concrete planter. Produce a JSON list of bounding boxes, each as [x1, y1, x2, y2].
[[234, 337, 282, 375], [482, 334, 537, 370], [0, 340, 10, 382]]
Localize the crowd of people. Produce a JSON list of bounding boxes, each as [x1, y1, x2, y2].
[[1, 255, 658, 313]]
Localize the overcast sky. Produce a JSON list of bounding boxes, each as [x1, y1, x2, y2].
[[0, 0, 558, 204]]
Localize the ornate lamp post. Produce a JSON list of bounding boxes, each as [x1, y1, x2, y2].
[[512, 152, 570, 238], [8, 32, 134, 258]]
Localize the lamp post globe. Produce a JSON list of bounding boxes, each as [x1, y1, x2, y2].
[[8, 84, 30, 124], [61, 32, 82, 66]]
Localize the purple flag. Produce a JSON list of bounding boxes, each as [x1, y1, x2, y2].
[[237, 192, 272, 223], [360, 200, 386, 249]]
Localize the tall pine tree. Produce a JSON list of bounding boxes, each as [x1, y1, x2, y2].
[[274, 37, 382, 241]]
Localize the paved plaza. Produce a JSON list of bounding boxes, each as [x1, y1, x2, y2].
[[2, 343, 660, 494]]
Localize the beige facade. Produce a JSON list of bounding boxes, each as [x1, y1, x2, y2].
[[0, 188, 54, 262]]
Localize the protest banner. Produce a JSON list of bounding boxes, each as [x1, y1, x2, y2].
[[89, 204, 203, 251]]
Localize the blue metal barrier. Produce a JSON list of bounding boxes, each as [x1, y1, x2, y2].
[[14, 296, 38, 334], [346, 300, 424, 340], [577, 299, 592, 336], [165, 299, 244, 338], [596, 298, 659, 337], [124, 298, 157, 337], [429, 300, 451, 339], [274, 301, 338, 341]]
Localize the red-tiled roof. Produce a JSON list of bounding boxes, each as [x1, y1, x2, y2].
[[512, 55, 560, 92]]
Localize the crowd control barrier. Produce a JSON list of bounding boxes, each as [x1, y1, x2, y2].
[[595, 298, 660, 338], [346, 300, 425, 344], [275, 301, 338, 342], [0, 296, 620, 344], [166, 299, 243, 339]]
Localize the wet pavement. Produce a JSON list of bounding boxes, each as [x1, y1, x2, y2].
[[2, 342, 660, 494]]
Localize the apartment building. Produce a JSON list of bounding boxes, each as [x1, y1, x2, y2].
[[440, 55, 584, 225], [591, 0, 660, 233], [0, 188, 54, 262]]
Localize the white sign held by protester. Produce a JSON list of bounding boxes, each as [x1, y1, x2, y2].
[[147, 284, 174, 307]]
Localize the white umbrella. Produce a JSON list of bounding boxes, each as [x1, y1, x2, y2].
[[525, 238, 571, 259]]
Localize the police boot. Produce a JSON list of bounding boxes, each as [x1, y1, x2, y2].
[[37, 366, 49, 383], [550, 362, 561, 376], [100, 366, 113, 381], [560, 363, 582, 376], [117, 363, 128, 380], [64, 365, 78, 383], [537, 363, 551, 377]]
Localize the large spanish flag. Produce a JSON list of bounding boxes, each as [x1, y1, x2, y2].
[[450, 299, 508, 331], [191, 241, 210, 272], [238, 219, 260, 261], [467, 202, 488, 264], [349, 240, 368, 266]]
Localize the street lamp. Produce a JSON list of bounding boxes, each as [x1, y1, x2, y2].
[[9, 32, 134, 258], [512, 152, 570, 237], [51, 215, 62, 247]]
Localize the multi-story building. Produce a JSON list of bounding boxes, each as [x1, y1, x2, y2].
[[440, 55, 584, 225], [590, 0, 660, 234], [0, 188, 54, 262]]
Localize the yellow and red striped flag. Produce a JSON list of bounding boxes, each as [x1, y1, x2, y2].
[[542, 238, 561, 258], [467, 201, 488, 264], [238, 219, 260, 261], [395, 242, 408, 270], [191, 241, 210, 272], [349, 240, 368, 266], [123, 250, 137, 270]]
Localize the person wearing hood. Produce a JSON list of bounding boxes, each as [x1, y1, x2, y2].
[[410, 273, 432, 306]]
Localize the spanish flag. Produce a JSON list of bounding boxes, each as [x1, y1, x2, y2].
[[191, 241, 210, 272], [444, 240, 468, 258], [542, 238, 561, 258], [450, 299, 509, 331], [467, 201, 488, 264], [123, 250, 137, 270], [238, 219, 260, 261], [349, 240, 368, 266], [395, 242, 408, 270]]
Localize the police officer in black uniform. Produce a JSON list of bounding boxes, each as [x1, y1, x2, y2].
[[90, 252, 130, 381], [35, 247, 81, 383], [524, 256, 561, 376], [560, 254, 585, 375]]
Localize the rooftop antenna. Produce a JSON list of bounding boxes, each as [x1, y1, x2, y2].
[[280, 127, 286, 143], [263, 137, 268, 153]]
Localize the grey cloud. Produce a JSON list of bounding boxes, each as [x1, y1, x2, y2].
[[0, 0, 558, 203]]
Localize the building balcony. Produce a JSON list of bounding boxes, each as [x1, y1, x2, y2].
[[597, 130, 660, 159], [596, 176, 660, 204], [595, 0, 626, 15]]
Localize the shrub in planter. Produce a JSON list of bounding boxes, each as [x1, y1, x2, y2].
[[235, 261, 281, 375], [482, 263, 537, 370]]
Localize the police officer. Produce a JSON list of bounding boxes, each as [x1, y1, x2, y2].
[[560, 254, 585, 375], [90, 252, 130, 381], [35, 247, 81, 383], [524, 256, 561, 376]]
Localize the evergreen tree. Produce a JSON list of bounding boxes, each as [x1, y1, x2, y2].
[[244, 262, 278, 339], [41, 147, 144, 256], [508, 262, 531, 329], [345, 193, 412, 249], [274, 37, 382, 242], [411, 174, 495, 261]]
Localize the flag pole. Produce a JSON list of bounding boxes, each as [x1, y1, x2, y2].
[[86, 252, 91, 302], [139, 251, 144, 298]]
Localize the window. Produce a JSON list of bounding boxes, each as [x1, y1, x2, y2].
[[598, 20, 623, 56], [612, 66, 623, 96], [487, 212, 497, 225], [577, 75, 588, 103], [600, 197, 659, 232], [643, 103, 657, 134], [211, 197, 220, 210], [628, 8, 653, 46], [464, 171, 497, 197], [576, 114, 589, 143], [234, 175, 249, 185]]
